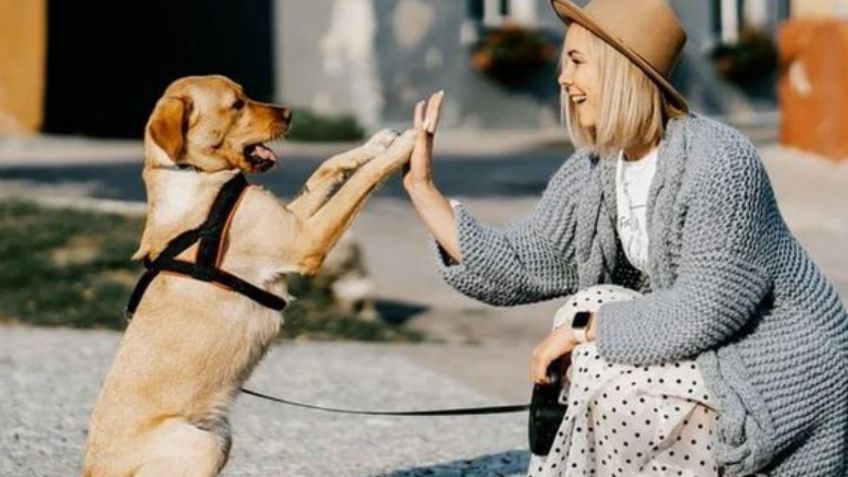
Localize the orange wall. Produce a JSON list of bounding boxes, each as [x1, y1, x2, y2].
[[779, 19, 848, 161], [0, 0, 46, 134]]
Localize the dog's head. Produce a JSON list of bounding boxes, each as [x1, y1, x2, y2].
[[145, 75, 291, 173]]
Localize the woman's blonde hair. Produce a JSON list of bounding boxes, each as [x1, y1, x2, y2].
[[561, 25, 686, 155]]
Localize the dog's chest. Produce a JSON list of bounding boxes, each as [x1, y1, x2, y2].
[[154, 174, 206, 225]]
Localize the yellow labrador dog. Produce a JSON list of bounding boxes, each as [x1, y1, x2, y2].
[[81, 75, 415, 477]]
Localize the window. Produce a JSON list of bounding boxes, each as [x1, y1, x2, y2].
[[713, 0, 791, 44], [466, 0, 537, 27]]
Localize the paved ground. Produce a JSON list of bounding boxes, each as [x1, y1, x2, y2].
[[0, 326, 532, 477]]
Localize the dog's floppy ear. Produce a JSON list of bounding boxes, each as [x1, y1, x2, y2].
[[147, 96, 191, 161]]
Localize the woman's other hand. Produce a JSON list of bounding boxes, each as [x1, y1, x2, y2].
[[403, 90, 444, 191], [531, 326, 578, 384]]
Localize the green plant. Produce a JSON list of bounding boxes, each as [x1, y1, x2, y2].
[[710, 27, 778, 87], [286, 108, 365, 142]]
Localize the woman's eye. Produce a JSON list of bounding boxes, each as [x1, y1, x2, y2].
[[232, 99, 245, 110]]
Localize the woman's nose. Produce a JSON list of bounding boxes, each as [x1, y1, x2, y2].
[[558, 64, 573, 87]]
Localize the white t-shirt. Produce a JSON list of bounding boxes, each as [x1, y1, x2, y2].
[[615, 146, 659, 274]]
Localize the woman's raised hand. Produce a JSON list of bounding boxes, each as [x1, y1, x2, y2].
[[401, 90, 461, 262], [403, 90, 444, 191]]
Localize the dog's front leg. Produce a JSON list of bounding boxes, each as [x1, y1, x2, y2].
[[296, 129, 416, 274], [287, 129, 398, 219]]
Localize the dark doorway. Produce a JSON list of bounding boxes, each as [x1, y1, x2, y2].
[[43, 0, 274, 138]]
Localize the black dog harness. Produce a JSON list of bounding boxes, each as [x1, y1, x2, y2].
[[125, 173, 287, 318]]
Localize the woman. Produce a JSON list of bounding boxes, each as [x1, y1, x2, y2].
[[403, 0, 848, 476]]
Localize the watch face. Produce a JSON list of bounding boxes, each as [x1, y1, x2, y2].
[[572, 311, 591, 329]]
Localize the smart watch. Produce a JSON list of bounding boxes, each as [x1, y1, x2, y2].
[[571, 311, 592, 344]]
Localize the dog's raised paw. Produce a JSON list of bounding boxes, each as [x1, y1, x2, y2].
[[366, 128, 400, 149]]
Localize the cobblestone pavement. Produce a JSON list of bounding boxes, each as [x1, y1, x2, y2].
[[0, 326, 532, 477]]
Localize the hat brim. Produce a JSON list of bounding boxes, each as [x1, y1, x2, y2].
[[551, 0, 689, 113]]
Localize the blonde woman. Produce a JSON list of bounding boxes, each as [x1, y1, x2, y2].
[[404, 0, 848, 476]]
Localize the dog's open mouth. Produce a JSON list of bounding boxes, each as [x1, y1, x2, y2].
[[244, 143, 278, 173]]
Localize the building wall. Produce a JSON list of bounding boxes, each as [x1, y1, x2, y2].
[[374, 0, 564, 130], [276, 0, 565, 130], [0, 0, 795, 137], [0, 0, 46, 135], [274, 0, 382, 126], [275, 0, 786, 131], [791, 0, 848, 17]]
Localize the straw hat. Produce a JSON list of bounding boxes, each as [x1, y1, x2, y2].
[[550, 0, 689, 112]]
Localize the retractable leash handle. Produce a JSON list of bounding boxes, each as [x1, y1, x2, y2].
[[528, 357, 568, 456]]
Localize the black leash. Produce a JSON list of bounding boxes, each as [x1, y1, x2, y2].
[[240, 387, 530, 416]]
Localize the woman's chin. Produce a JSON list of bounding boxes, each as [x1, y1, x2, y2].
[[574, 109, 595, 129], [578, 117, 595, 129]]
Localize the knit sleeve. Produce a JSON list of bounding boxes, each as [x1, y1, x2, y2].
[[596, 137, 774, 365], [431, 152, 589, 306]]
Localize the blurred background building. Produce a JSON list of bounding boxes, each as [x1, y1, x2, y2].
[[0, 0, 845, 152]]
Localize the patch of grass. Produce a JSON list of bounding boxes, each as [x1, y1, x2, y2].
[[0, 200, 423, 342], [0, 201, 142, 329]]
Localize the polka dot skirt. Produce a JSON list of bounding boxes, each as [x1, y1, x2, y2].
[[527, 285, 722, 477]]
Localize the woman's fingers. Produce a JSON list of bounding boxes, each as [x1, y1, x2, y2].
[[533, 363, 551, 384], [404, 92, 443, 189], [413, 124, 430, 165], [412, 91, 444, 134], [414, 100, 425, 129], [424, 90, 444, 134], [530, 347, 552, 385], [530, 327, 578, 384]]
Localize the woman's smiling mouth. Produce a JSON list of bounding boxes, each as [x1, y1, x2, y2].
[[569, 91, 588, 104]]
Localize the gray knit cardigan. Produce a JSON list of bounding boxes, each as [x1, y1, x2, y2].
[[434, 113, 848, 476]]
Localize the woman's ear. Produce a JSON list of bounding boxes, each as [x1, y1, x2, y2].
[[147, 96, 191, 161]]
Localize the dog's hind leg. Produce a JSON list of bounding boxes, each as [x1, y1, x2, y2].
[[131, 419, 228, 477], [287, 129, 398, 218]]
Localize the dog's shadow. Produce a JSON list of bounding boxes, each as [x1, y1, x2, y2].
[[365, 450, 529, 477]]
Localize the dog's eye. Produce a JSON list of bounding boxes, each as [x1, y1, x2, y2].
[[232, 98, 245, 110]]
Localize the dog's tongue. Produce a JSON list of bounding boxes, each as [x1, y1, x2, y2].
[[245, 143, 279, 172], [252, 144, 277, 162]]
